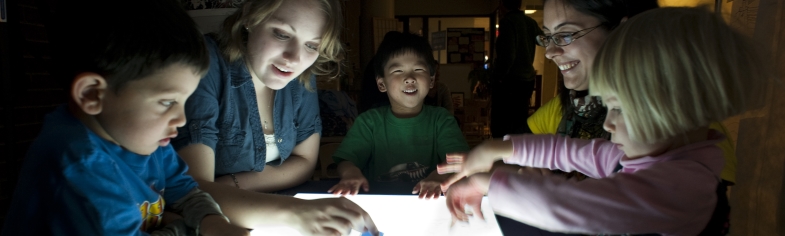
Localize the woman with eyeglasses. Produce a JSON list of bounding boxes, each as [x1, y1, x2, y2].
[[441, 0, 736, 235], [468, 3, 661, 235], [530, 0, 658, 167], [527, 0, 736, 234], [527, 0, 738, 193], [437, 3, 765, 235]]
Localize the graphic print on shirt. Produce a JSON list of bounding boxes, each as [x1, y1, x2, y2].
[[377, 162, 429, 182], [138, 188, 165, 232]]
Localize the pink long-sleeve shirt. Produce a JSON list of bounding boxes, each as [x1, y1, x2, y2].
[[489, 131, 724, 236]]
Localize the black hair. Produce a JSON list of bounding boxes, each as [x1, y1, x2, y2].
[[545, 0, 659, 117], [52, 0, 209, 93], [501, 0, 523, 10], [358, 57, 390, 113], [545, 0, 659, 31], [372, 31, 437, 79]]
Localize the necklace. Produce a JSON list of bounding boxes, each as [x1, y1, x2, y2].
[[262, 89, 276, 131]]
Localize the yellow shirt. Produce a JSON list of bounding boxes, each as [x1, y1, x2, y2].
[[527, 98, 737, 183], [527, 98, 562, 135]]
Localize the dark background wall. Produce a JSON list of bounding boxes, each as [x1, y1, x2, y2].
[[0, 0, 65, 227]]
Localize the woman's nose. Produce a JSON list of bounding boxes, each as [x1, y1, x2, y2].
[[545, 44, 563, 60], [282, 42, 301, 66]]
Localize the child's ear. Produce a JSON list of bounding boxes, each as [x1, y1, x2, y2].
[[376, 77, 387, 92], [71, 72, 108, 115], [429, 75, 435, 89]]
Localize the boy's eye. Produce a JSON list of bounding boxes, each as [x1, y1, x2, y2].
[[611, 107, 622, 114]]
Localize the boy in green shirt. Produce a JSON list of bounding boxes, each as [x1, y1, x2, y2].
[[329, 32, 469, 199]]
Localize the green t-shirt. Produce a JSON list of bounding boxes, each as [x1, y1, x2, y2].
[[333, 105, 470, 182]]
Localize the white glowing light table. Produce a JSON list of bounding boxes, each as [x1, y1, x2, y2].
[[289, 194, 503, 236]]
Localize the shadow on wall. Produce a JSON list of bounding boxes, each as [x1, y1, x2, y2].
[[187, 8, 238, 35], [180, 0, 244, 10], [181, 0, 242, 35]]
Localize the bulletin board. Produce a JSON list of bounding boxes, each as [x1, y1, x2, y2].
[[445, 28, 485, 64]]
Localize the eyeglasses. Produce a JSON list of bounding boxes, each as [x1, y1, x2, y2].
[[535, 24, 603, 47]]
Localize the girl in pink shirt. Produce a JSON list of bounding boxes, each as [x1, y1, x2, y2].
[[438, 7, 772, 236]]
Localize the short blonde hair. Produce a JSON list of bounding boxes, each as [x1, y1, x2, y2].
[[213, 0, 344, 90], [590, 6, 771, 143]]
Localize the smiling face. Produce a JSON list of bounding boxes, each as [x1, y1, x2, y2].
[[602, 95, 671, 159], [542, 0, 610, 91], [245, 0, 325, 90], [95, 64, 201, 155], [376, 52, 435, 117]]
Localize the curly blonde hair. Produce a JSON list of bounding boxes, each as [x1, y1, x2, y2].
[[212, 0, 344, 90]]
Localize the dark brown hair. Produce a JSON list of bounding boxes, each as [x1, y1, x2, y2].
[[52, 0, 209, 93]]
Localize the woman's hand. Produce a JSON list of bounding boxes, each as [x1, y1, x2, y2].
[[287, 197, 379, 236], [445, 173, 492, 223], [438, 140, 512, 190], [200, 215, 250, 236], [328, 173, 370, 196]]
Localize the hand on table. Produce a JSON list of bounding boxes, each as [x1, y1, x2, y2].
[[413, 177, 445, 199], [328, 173, 369, 196], [288, 197, 379, 236], [445, 173, 491, 224], [200, 214, 250, 236]]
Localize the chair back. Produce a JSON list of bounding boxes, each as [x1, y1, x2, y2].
[[318, 143, 342, 179]]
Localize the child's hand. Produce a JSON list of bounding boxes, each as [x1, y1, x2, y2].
[[445, 173, 491, 223], [438, 150, 493, 188], [328, 174, 369, 196], [199, 215, 249, 236], [413, 178, 444, 199], [438, 140, 512, 190]]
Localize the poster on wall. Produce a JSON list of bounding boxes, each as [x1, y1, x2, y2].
[[445, 28, 485, 64], [431, 31, 446, 50], [1, 0, 7, 23]]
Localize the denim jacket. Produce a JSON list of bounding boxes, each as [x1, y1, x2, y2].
[[173, 35, 322, 177]]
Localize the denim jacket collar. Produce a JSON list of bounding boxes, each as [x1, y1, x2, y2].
[[229, 57, 253, 88]]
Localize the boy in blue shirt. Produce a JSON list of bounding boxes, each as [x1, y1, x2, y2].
[[328, 32, 470, 199], [1, 0, 248, 235]]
